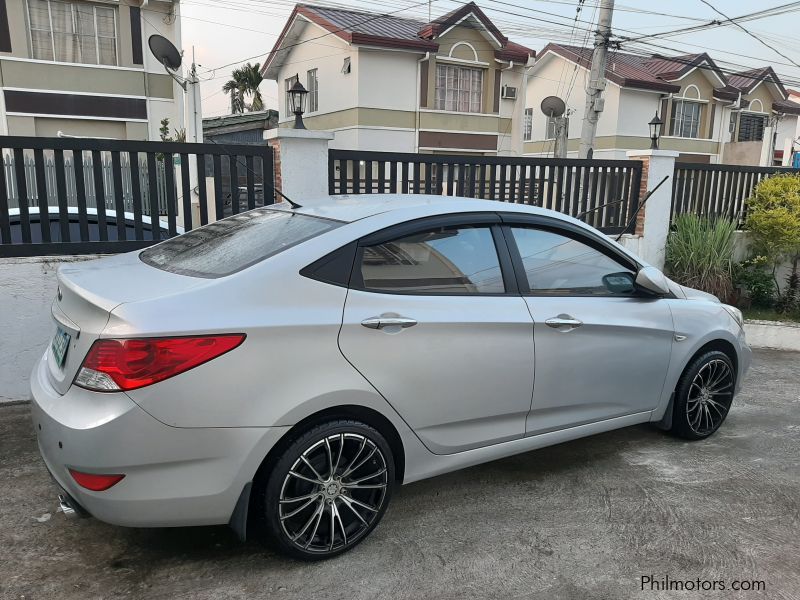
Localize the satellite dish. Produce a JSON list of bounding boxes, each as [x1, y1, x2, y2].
[[540, 95, 566, 118], [148, 34, 182, 71]]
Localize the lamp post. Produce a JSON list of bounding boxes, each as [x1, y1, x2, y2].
[[649, 111, 664, 150], [288, 75, 308, 130]]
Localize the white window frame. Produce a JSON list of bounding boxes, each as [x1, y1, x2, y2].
[[434, 64, 483, 113], [523, 107, 533, 141], [306, 68, 318, 113], [27, 0, 118, 66], [670, 99, 703, 138]]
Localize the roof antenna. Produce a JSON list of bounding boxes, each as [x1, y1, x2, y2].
[[205, 138, 302, 208]]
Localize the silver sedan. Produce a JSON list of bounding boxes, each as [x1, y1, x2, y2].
[[31, 195, 751, 560]]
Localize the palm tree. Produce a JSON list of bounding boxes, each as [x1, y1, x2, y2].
[[222, 63, 264, 114], [222, 75, 246, 114]]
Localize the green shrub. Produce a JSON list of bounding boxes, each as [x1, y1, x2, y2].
[[733, 256, 775, 308], [666, 214, 737, 300], [744, 174, 800, 313]]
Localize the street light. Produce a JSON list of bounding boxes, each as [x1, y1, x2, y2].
[[649, 111, 664, 150], [288, 75, 308, 130]]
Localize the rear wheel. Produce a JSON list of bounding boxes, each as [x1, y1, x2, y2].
[[670, 350, 736, 440], [256, 420, 395, 560]]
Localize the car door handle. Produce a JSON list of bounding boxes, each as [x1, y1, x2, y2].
[[545, 315, 583, 329], [361, 316, 418, 330]]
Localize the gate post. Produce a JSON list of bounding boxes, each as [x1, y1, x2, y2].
[[626, 149, 679, 269], [265, 129, 334, 202]]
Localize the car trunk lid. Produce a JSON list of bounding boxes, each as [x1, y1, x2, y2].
[[46, 252, 207, 394]]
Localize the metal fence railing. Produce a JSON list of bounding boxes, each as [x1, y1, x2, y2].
[[0, 136, 274, 257], [3, 152, 174, 215], [671, 162, 796, 228], [329, 150, 643, 235]]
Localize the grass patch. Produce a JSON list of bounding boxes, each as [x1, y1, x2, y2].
[[743, 307, 800, 323]]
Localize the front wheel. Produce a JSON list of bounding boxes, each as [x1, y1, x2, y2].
[[256, 420, 395, 560], [670, 350, 736, 440]]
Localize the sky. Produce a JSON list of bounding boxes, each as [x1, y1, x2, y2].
[[173, 0, 800, 119]]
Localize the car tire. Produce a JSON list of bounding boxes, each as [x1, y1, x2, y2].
[[670, 350, 736, 440], [255, 419, 395, 560]]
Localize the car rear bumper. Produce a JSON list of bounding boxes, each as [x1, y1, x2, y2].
[[30, 353, 290, 528]]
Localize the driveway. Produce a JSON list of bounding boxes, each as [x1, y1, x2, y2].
[[1, 349, 798, 600]]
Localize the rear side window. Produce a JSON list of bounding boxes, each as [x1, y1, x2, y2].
[[358, 225, 505, 294], [140, 208, 341, 278]]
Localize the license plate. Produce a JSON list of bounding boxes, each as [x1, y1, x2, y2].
[[51, 326, 71, 368]]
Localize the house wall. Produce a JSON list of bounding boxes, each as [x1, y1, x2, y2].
[[274, 17, 528, 155], [275, 21, 357, 122], [0, 0, 183, 140]]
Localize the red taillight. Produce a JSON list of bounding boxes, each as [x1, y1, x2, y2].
[[69, 469, 125, 491], [74, 334, 245, 392]]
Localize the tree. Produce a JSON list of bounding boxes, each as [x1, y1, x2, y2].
[[222, 62, 264, 113]]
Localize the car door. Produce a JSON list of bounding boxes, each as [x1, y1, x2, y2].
[[338, 214, 535, 455], [501, 217, 675, 436]]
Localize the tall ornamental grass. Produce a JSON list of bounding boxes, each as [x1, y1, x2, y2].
[[665, 214, 737, 301]]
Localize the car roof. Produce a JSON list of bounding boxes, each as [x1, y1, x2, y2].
[[272, 194, 647, 268], [274, 194, 583, 225]]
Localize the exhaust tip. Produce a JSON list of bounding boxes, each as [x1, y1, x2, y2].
[[58, 494, 78, 519]]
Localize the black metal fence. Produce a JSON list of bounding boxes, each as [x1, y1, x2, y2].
[[671, 162, 796, 228], [0, 136, 273, 257], [329, 150, 643, 234]]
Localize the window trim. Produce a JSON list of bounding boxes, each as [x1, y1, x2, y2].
[[320, 213, 518, 296], [497, 213, 646, 297], [26, 0, 118, 67], [434, 63, 484, 114], [306, 68, 318, 113]]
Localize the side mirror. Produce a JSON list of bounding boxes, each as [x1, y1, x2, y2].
[[635, 266, 671, 296], [602, 272, 636, 294]]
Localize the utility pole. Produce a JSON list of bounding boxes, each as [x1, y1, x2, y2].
[[578, 0, 614, 159]]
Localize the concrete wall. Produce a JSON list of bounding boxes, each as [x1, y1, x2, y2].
[[0, 255, 99, 403]]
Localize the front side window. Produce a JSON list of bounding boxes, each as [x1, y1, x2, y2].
[[670, 100, 702, 138], [284, 74, 298, 117], [140, 209, 341, 278], [359, 225, 504, 294], [306, 68, 319, 112], [435, 64, 483, 113], [738, 112, 766, 142], [523, 108, 533, 141], [28, 0, 117, 65], [510, 226, 635, 295]]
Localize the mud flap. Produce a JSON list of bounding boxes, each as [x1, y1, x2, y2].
[[228, 481, 252, 542]]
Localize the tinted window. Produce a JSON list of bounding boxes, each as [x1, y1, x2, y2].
[[140, 208, 341, 278], [360, 225, 504, 294], [510, 226, 634, 295]]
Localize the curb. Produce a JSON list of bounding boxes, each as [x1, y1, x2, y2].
[[744, 319, 800, 352]]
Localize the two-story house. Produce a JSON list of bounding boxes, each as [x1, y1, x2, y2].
[[0, 0, 185, 140], [524, 44, 800, 165], [262, 2, 534, 155]]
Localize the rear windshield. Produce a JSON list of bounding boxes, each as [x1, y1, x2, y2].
[[140, 208, 342, 278]]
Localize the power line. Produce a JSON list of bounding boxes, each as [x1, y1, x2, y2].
[[202, 0, 434, 72], [696, 0, 800, 70]]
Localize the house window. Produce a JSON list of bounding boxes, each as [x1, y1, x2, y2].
[[738, 112, 766, 142], [284, 74, 298, 117], [670, 100, 702, 138], [306, 68, 318, 113], [341, 57, 351, 74], [435, 64, 483, 113], [523, 108, 533, 141], [28, 0, 117, 66]]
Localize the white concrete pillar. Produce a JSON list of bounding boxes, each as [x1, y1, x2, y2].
[[264, 129, 335, 203], [626, 149, 679, 270]]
